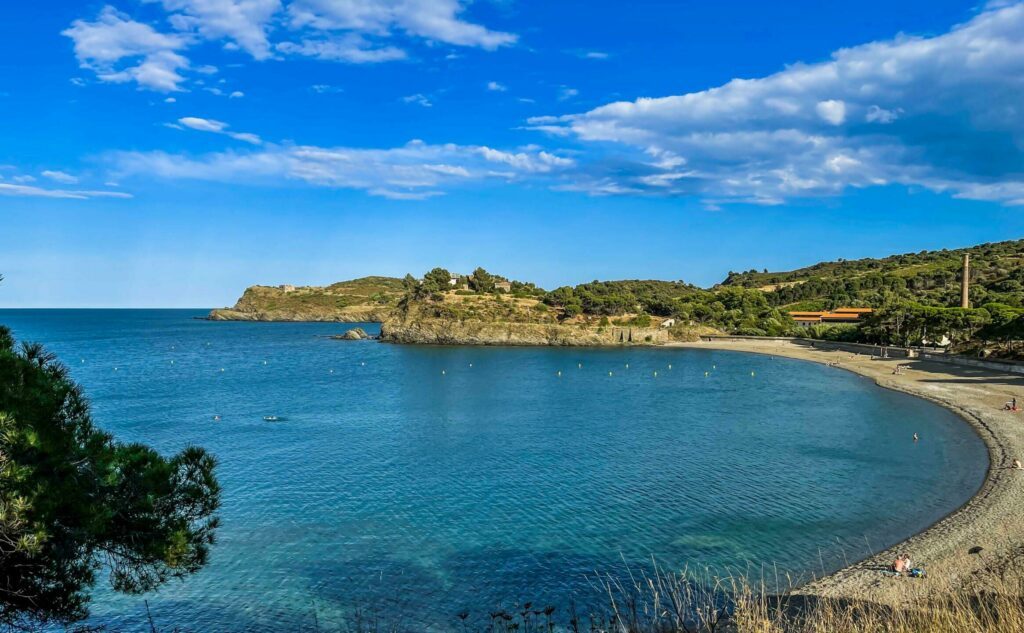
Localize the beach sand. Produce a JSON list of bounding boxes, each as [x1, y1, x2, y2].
[[672, 338, 1024, 602]]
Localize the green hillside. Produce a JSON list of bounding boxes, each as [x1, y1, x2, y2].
[[719, 239, 1024, 310]]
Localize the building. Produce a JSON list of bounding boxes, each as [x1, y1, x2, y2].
[[279, 284, 296, 293], [494, 281, 512, 292], [788, 307, 873, 328]]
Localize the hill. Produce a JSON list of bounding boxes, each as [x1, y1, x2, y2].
[[719, 239, 1024, 310], [207, 276, 405, 322]]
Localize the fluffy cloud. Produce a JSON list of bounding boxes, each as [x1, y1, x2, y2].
[[160, 0, 281, 59], [106, 139, 573, 199], [63, 6, 191, 92], [286, 0, 515, 50], [174, 116, 263, 144], [65, 1, 514, 89], [486, 81, 507, 92], [537, 2, 1024, 206]]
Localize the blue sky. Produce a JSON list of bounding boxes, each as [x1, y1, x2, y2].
[[3, 1, 1024, 307]]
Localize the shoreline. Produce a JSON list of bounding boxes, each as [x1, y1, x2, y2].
[[671, 338, 1023, 602]]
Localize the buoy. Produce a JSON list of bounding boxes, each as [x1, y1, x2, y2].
[[213, 415, 220, 421], [81, 359, 85, 363], [608, 371, 613, 376], [751, 371, 755, 377], [442, 370, 446, 375], [329, 369, 334, 374], [713, 364, 717, 369], [263, 360, 268, 365], [668, 364, 672, 370], [220, 368, 225, 372], [361, 362, 365, 366], [654, 371, 658, 377], [557, 371, 562, 377], [578, 363, 582, 368], [469, 363, 473, 368], [114, 367, 118, 371], [170, 360, 174, 365], [625, 363, 629, 369], [704, 371, 709, 377]]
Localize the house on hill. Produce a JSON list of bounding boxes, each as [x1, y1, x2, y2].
[[789, 307, 873, 328]]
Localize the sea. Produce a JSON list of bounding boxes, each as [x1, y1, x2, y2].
[[0, 309, 988, 632]]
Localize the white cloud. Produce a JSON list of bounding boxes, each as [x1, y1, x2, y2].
[[486, 81, 507, 92], [815, 99, 846, 125], [106, 139, 573, 199], [63, 6, 191, 92], [229, 90, 245, 98], [0, 183, 132, 200], [557, 86, 578, 101], [176, 116, 263, 143], [276, 34, 406, 62], [401, 93, 432, 107], [535, 1, 1024, 206], [310, 83, 343, 93], [165, 96, 178, 103], [581, 51, 608, 60], [160, 0, 281, 60], [287, 0, 516, 50], [41, 170, 79, 184]]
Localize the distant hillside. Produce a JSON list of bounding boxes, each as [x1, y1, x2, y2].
[[719, 239, 1024, 310], [207, 276, 405, 322]]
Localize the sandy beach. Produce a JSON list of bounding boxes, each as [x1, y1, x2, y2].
[[672, 338, 1024, 603]]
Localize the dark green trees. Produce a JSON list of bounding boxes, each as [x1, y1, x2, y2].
[[0, 327, 220, 628]]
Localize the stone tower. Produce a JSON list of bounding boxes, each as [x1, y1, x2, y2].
[[961, 254, 970, 309]]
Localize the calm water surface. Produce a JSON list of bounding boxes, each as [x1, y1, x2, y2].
[[1, 310, 987, 631]]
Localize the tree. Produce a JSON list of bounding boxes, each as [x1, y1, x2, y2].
[[421, 267, 452, 296], [468, 267, 495, 293], [0, 328, 221, 628]]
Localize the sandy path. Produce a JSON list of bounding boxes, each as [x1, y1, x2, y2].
[[671, 339, 1024, 601]]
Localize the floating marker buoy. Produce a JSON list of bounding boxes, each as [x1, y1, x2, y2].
[[625, 363, 629, 369], [442, 370, 446, 375], [114, 367, 118, 371], [713, 364, 717, 369], [361, 362, 365, 366], [220, 368, 225, 372], [654, 371, 658, 377], [751, 371, 755, 377], [668, 364, 672, 370], [170, 360, 174, 364], [578, 363, 582, 368], [557, 371, 562, 377], [81, 359, 85, 363], [263, 360, 268, 365], [469, 363, 473, 368], [329, 369, 334, 374], [704, 371, 709, 377], [608, 371, 613, 376]]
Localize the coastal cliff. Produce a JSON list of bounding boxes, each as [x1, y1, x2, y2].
[[380, 317, 671, 346]]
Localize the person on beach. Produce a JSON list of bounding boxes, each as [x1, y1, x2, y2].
[[1014, 459, 1023, 470], [1004, 398, 1018, 411], [892, 555, 908, 574]]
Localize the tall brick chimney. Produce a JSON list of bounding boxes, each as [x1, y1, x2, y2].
[[961, 254, 970, 309]]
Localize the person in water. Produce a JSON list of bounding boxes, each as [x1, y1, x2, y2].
[[913, 433, 919, 442]]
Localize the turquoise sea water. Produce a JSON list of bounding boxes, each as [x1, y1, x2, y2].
[[1, 310, 987, 632]]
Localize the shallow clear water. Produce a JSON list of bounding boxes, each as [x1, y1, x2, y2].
[[2, 310, 987, 632]]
